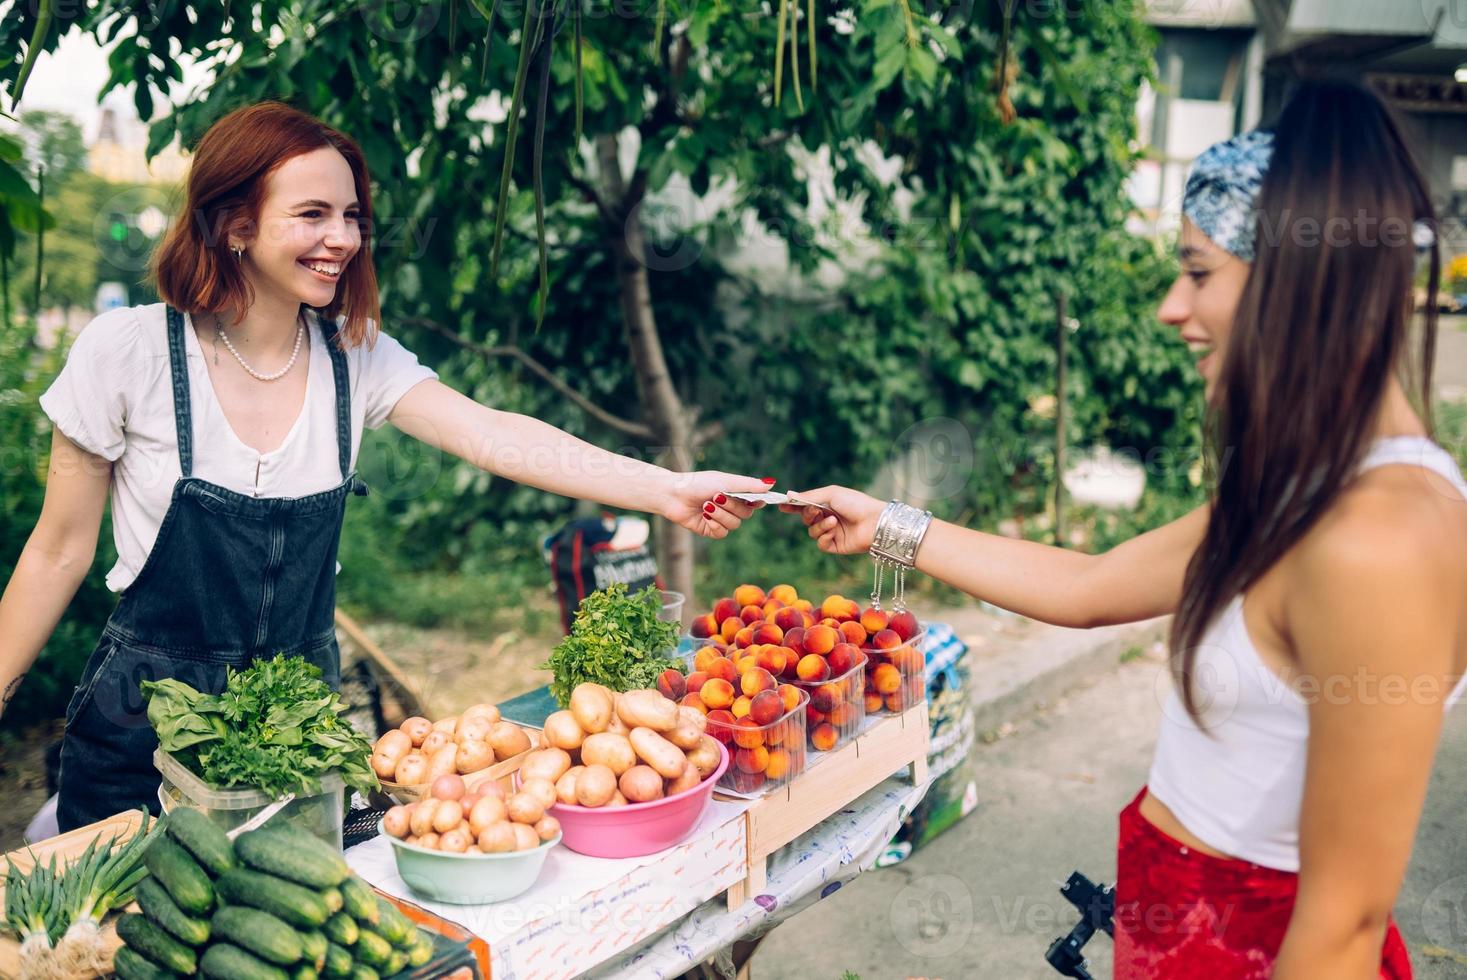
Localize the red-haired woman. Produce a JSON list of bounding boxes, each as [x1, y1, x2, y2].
[[785, 82, 1464, 978], [0, 102, 768, 831]]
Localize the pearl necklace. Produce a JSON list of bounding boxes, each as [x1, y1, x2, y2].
[[214, 313, 304, 382]]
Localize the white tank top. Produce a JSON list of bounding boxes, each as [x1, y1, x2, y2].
[[1147, 435, 1467, 872]]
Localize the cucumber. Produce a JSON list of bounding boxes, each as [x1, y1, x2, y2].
[[322, 943, 353, 978], [321, 888, 343, 915], [117, 912, 199, 975], [114, 945, 184, 980], [297, 929, 328, 969], [372, 899, 411, 946], [137, 876, 212, 946], [405, 931, 433, 968], [199, 943, 290, 980], [347, 966, 378, 980], [235, 828, 349, 891], [338, 878, 377, 925], [212, 906, 304, 966], [215, 869, 331, 929], [382, 950, 406, 976], [292, 966, 319, 980], [322, 912, 358, 948], [146, 836, 215, 915], [352, 929, 392, 970], [166, 807, 237, 876]]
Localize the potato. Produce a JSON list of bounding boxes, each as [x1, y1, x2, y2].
[[400, 717, 432, 747], [666, 707, 707, 751], [375, 729, 413, 760], [618, 765, 664, 803], [580, 733, 636, 776], [462, 703, 502, 725], [432, 799, 464, 834], [519, 777, 557, 812], [616, 690, 678, 732], [431, 774, 466, 801], [455, 739, 495, 774], [478, 822, 516, 853], [629, 727, 686, 779], [410, 799, 441, 837], [512, 823, 541, 851], [416, 832, 441, 850], [468, 795, 508, 837], [555, 766, 585, 806], [607, 790, 629, 808], [438, 828, 472, 853], [507, 792, 546, 825], [605, 710, 631, 736], [570, 684, 614, 734], [520, 748, 572, 785], [371, 751, 400, 780], [489, 722, 532, 760], [433, 715, 460, 735], [428, 744, 460, 778], [534, 815, 562, 842], [420, 730, 452, 757], [543, 710, 586, 751], [393, 752, 429, 786], [455, 716, 494, 746], [383, 805, 411, 839], [575, 765, 617, 807], [685, 735, 722, 778], [665, 764, 703, 796]]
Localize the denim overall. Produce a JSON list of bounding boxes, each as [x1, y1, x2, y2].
[[56, 306, 369, 831]]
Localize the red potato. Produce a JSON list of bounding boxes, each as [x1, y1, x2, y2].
[[431, 800, 464, 834], [431, 774, 466, 801], [455, 739, 495, 774], [400, 717, 433, 747], [374, 729, 413, 760], [393, 753, 429, 786], [383, 806, 411, 838]]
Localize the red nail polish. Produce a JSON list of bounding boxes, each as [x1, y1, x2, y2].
[[704, 503, 716, 513], [714, 493, 727, 505], [761, 477, 777, 484]]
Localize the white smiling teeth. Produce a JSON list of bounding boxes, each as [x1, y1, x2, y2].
[[305, 261, 340, 275]]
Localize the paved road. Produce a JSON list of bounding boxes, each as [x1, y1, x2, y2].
[[750, 650, 1467, 980], [1438, 317, 1467, 399]]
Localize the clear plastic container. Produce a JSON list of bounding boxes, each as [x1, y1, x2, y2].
[[154, 749, 345, 850], [792, 652, 868, 752], [702, 687, 808, 796], [862, 627, 927, 715]]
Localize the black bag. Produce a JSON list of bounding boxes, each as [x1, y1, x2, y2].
[[545, 515, 660, 633]]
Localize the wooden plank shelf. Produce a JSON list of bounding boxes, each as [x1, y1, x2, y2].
[[722, 701, 930, 909]]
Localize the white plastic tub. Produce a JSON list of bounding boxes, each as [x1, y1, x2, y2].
[[154, 749, 345, 850]]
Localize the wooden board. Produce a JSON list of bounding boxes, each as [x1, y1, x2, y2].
[[723, 701, 930, 909], [0, 810, 149, 979]]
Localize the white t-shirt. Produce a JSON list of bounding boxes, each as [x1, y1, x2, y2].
[[39, 303, 438, 592]]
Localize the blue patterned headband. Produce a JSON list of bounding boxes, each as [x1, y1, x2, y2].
[[1182, 129, 1434, 261]]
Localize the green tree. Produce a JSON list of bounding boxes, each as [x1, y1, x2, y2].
[[17, 109, 87, 184]]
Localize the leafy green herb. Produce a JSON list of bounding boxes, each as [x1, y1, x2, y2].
[[142, 655, 379, 800], [539, 583, 681, 708]]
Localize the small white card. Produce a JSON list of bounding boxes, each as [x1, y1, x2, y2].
[[723, 490, 825, 508]]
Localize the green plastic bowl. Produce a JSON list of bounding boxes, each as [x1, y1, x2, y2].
[[378, 818, 560, 905]]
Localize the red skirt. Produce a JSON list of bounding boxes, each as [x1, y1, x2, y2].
[[1114, 787, 1413, 979]]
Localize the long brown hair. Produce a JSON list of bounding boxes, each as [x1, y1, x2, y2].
[[151, 101, 380, 348], [1171, 80, 1440, 721]]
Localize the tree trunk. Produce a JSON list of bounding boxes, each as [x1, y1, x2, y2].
[[596, 133, 697, 619]]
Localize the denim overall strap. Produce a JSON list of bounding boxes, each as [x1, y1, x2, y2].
[[319, 314, 354, 484], [165, 305, 194, 477]]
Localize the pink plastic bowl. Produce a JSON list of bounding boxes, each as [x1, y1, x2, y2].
[[547, 741, 730, 858]]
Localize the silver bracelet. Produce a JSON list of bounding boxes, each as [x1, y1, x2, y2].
[[869, 500, 933, 568]]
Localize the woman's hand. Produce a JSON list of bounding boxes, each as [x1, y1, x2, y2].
[[780, 485, 886, 554], [664, 472, 774, 539]]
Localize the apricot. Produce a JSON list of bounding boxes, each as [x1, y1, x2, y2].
[[805, 704, 827, 726], [733, 584, 767, 609], [872, 628, 903, 651], [818, 617, 842, 630], [803, 625, 838, 657], [765, 747, 795, 781], [729, 769, 766, 794], [792, 598, 814, 614], [890, 645, 925, 673], [736, 745, 770, 774], [740, 604, 765, 626], [733, 717, 766, 749], [752, 623, 784, 646], [777, 683, 802, 713], [885, 692, 907, 713], [681, 692, 708, 714], [720, 617, 742, 644], [871, 663, 902, 695], [860, 607, 890, 634], [749, 689, 784, 726], [690, 614, 718, 639], [783, 626, 807, 655], [701, 678, 736, 710], [762, 598, 786, 619], [686, 669, 709, 692], [828, 702, 859, 728], [731, 696, 753, 719], [734, 626, 756, 649], [773, 607, 805, 633], [769, 584, 799, 605], [706, 709, 736, 743], [889, 610, 920, 641], [864, 691, 885, 713], [821, 595, 860, 622], [712, 597, 739, 626], [656, 669, 686, 701], [827, 642, 861, 677], [755, 645, 785, 674], [811, 723, 839, 751], [706, 656, 738, 684], [838, 621, 868, 647], [810, 683, 842, 714], [741, 667, 775, 697], [780, 646, 802, 677], [796, 654, 831, 682]]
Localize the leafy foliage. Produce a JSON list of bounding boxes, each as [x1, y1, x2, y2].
[[539, 583, 680, 707]]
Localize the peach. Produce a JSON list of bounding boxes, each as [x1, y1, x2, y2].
[[818, 617, 841, 630], [755, 645, 785, 675], [860, 607, 890, 634], [690, 614, 718, 639], [752, 623, 784, 646], [811, 724, 839, 751], [712, 597, 740, 626], [796, 654, 831, 682], [872, 628, 903, 651], [706, 656, 738, 684], [692, 646, 721, 673], [765, 747, 794, 780], [686, 669, 709, 693], [681, 692, 708, 714], [828, 702, 858, 728], [740, 604, 765, 626], [838, 621, 868, 647], [810, 683, 842, 714], [731, 695, 752, 719], [864, 691, 885, 713], [805, 704, 827, 726], [733, 717, 766, 749], [749, 689, 784, 726], [890, 645, 925, 672], [792, 598, 814, 614], [889, 610, 920, 641], [769, 584, 799, 605], [701, 678, 736, 709], [821, 595, 860, 622], [803, 625, 839, 657], [762, 598, 786, 619], [733, 584, 767, 609], [706, 709, 736, 743], [780, 647, 802, 677], [736, 745, 770, 773], [871, 663, 902, 695], [741, 667, 777, 697], [773, 607, 805, 633], [778, 684, 802, 713], [734, 626, 756, 649], [827, 643, 861, 677], [885, 692, 907, 713], [720, 617, 742, 643], [729, 769, 766, 794], [783, 626, 806, 655], [656, 669, 686, 701]]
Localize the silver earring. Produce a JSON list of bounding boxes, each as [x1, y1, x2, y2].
[[231, 246, 244, 261]]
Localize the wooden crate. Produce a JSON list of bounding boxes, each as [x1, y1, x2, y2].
[[0, 810, 149, 979], [722, 701, 930, 909]]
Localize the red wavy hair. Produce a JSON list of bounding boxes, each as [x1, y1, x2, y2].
[[150, 101, 380, 348]]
